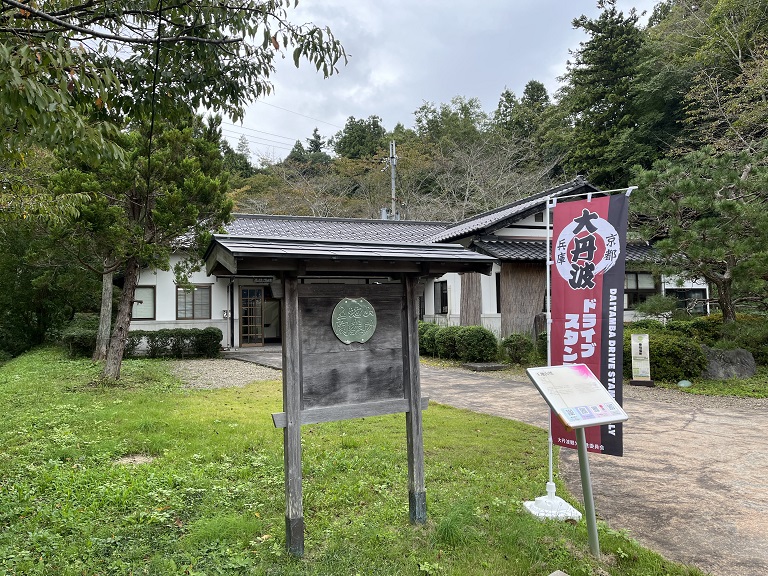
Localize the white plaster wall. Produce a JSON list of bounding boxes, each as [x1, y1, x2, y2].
[[132, 254, 230, 344]]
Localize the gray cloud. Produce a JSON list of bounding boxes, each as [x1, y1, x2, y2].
[[225, 1, 657, 161]]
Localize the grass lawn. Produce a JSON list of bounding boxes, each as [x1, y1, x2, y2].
[[653, 365, 768, 398], [0, 348, 706, 575]]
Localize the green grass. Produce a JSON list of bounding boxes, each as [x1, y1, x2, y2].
[[653, 365, 768, 398], [0, 348, 707, 575]]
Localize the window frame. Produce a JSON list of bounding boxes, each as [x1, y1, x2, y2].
[[176, 284, 212, 320], [665, 288, 708, 314], [434, 280, 448, 315], [624, 272, 657, 310], [132, 286, 156, 320]]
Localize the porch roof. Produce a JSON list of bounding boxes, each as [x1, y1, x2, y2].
[[204, 235, 496, 278]]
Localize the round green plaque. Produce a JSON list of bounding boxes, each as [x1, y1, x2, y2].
[[331, 297, 377, 344]]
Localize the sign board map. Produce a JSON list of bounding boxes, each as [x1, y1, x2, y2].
[[526, 364, 628, 429]]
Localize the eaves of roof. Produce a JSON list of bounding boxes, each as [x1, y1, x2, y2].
[[428, 177, 600, 244], [204, 235, 496, 278], [473, 238, 656, 263]]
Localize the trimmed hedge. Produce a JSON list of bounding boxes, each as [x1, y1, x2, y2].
[[623, 329, 707, 382], [501, 333, 534, 364], [456, 326, 498, 362], [719, 317, 768, 365], [418, 322, 498, 362], [434, 325, 462, 359], [418, 322, 440, 356], [60, 313, 100, 357], [127, 328, 222, 359]]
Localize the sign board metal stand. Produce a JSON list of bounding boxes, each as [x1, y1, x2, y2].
[[526, 364, 629, 557]]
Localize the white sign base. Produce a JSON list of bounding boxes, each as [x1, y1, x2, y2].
[[524, 481, 582, 521]]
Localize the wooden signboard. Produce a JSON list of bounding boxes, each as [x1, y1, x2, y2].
[[275, 278, 427, 556]]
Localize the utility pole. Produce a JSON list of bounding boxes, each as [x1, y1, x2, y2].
[[389, 140, 397, 220]]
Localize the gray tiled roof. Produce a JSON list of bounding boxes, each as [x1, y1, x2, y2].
[[207, 236, 496, 276], [428, 178, 599, 243], [473, 239, 655, 262], [225, 214, 448, 244]]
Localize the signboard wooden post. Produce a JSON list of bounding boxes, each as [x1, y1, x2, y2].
[[274, 280, 429, 555], [526, 364, 628, 557]]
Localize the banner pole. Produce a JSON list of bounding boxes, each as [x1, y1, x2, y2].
[[576, 427, 601, 557], [523, 196, 581, 522]]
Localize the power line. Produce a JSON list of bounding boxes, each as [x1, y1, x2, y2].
[[220, 121, 297, 142], [221, 127, 294, 149], [254, 99, 344, 130]]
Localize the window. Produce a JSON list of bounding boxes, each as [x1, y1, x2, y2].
[[665, 288, 707, 314], [133, 286, 155, 320], [176, 285, 211, 320], [624, 272, 656, 310], [534, 211, 544, 223], [434, 281, 448, 314]]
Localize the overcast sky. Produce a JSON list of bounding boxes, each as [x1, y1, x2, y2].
[[222, 1, 658, 162]]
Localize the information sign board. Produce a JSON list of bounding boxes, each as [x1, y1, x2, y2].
[[631, 333, 651, 380], [526, 364, 628, 429]]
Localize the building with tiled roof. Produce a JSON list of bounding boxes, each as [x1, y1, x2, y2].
[[421, 179, 708, 336], [132, 179, 708, 348]]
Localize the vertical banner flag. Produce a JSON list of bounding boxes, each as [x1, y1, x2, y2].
[[550, 194, 629, 456]]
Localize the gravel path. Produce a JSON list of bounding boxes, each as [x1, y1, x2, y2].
[[170, 358, 280, 389]]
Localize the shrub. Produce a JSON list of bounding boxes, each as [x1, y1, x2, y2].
[[535, 331, 548, 360], [455, 326, 498, 362], [666, 320, 696, 339], [625, 319, 665, 333], [501, 333, 534, 364], [434, 325, 462, 359], [60, 313, 100, 357], [689, 315, 723, 345], [419, 323, 440, 356], [127, 328, 222, 359], [194, 328, 224, 357], [719, 318, 768, 365], [623, 330, 706, 382]]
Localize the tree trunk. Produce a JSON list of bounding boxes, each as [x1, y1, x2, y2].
[[93, 268, 113, 361], [103, 257, 140, 380], [459, 273, 482, 326], [714, 277, 737, 323]]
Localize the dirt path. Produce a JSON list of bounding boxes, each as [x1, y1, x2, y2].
[[420, 365, 768, 576]]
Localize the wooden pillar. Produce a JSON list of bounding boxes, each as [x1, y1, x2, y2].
[[459, 272, 482, 326], [500, 262, 546, 337], [282, 276, 304, 556], [403, 276, 427, 523]]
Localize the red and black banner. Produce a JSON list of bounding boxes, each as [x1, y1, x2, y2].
[[550, 194, 628, 456]]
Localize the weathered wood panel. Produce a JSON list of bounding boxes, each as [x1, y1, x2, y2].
[[403, 276, 427, 524], [271, 397, 430, 428], [282, 276, 304, 556], [298, 283, 404, 409], [500, 262, 546, 338], [459, 272, 482, 326], [301, 349, 404, 407]]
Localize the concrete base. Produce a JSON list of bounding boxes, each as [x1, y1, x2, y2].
[[524, 482, 582, 522]]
